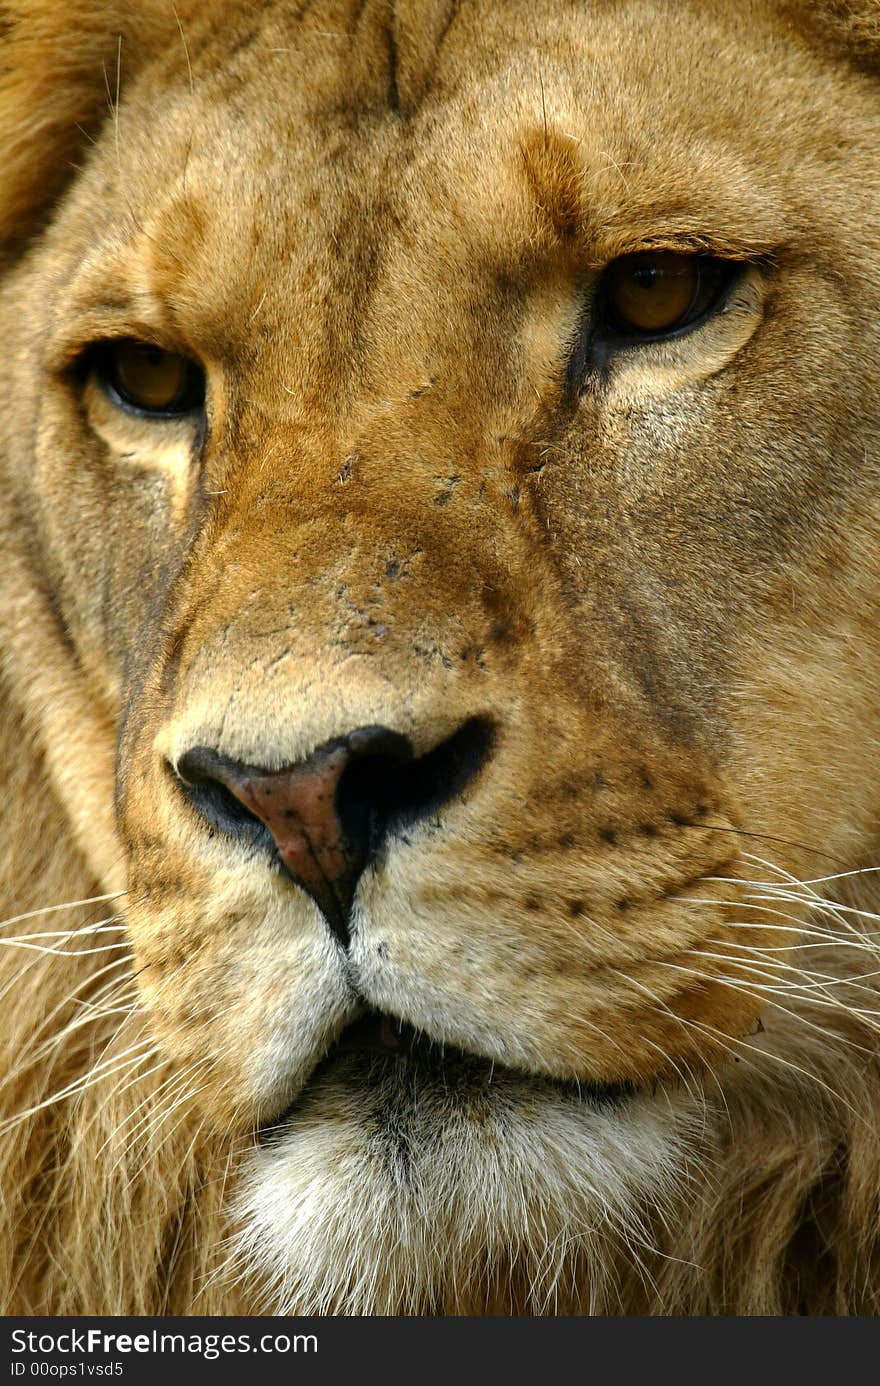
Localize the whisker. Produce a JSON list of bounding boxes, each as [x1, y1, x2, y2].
[[681, 822, 845, 866], [0, 893, 124, 930], [0, 1040, 158, 1133], [0, 938, 131, 957], [708, 942, 880, 987], [682, 895, 880, 956], [794, 866, 880, 888], [613, 965, 861, 1119], [656, 955, 880, 1059]]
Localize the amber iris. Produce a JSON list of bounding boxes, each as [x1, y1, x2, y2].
[[102, 340, 202, 414], [605, 252, 726, 337]]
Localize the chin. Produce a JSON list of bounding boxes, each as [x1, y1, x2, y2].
[[233, 1014, 690, 1316]]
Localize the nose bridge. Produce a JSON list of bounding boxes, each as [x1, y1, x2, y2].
[[164, 487, 527, 776], [198, 378, 523, 644], [195, 450, 520, 613]]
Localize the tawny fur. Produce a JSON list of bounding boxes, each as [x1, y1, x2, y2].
[[1, 0, 879, 1315]]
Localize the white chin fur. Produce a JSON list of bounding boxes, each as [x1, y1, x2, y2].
[[231, 1064, 694, 1315]]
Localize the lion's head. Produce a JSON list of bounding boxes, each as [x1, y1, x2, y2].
[[1, 0, 879, 1315]]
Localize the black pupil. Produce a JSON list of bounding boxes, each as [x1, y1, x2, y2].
[[633, 266, 660, 290]]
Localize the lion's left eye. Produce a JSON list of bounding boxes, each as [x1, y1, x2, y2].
[[93, 339, 205, 417], [601, 251, 735, 340]]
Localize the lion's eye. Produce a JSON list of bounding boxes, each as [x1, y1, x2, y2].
[[95, 340, 204, 416], [602, 252, 732, 339]]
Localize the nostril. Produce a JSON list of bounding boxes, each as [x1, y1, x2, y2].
[[171, 717, 496, 944], [175, 747, 275, 850], [337, 716, 495, 854], [333, 726, 413, 857]]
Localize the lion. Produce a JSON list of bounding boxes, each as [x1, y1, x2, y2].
[[0, 0, 878, 1316]]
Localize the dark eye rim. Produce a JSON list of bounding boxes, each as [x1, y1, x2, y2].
[[88, 338, 206, 420], [596, 252, 743, 347]]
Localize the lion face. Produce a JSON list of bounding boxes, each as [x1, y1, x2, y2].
[[2, 0, 879, 1314]]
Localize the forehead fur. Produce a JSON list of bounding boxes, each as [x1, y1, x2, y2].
[[24, 0, 878, 395], [1, 0, 878, 264]]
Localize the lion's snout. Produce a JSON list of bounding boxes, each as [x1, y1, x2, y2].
[[174, 718, 495, 943]]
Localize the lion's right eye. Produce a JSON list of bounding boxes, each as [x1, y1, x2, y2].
[[93, 340, 205, 417]]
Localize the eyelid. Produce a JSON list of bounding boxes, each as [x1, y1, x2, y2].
[[46, 313, 189, 374]]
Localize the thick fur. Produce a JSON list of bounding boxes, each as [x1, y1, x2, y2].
[[1, 0, 879, 1315]]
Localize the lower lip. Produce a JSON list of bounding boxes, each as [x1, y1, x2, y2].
[[257, 1012, 636, 1141]]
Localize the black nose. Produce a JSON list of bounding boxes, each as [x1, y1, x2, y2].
[[176, 719, 493, 944]]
